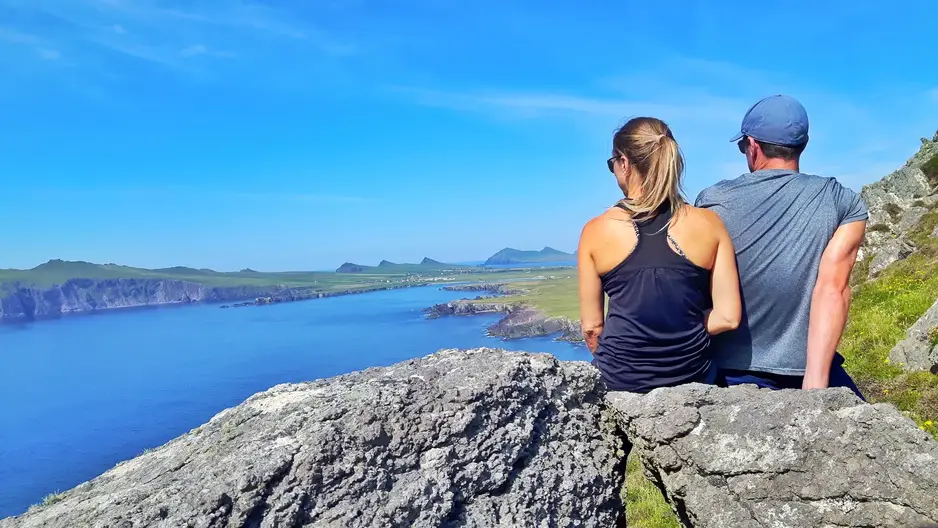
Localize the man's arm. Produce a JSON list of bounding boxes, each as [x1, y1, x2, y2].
[[705, 212, 742, 335], [803, 220, 866, 389], [577, 220, 604, 354]]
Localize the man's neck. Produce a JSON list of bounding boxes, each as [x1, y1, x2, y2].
[[754, 159, 799, 172]]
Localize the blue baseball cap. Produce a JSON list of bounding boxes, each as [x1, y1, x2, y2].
[[730, 94, 809, 146]]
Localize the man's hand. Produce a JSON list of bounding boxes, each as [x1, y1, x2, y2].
[[803, 221, 866, 390]]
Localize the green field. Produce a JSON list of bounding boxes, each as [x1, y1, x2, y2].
[[0, 259, 579, 297]]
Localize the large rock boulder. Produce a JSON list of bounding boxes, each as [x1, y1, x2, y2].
[[890, 298, 938, 372], [0, 348, 625, 528], [857, 130, 938, 273], [608, 384, 938, 528]]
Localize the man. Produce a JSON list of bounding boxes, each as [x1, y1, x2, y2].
[[695, 94, 867, 397]]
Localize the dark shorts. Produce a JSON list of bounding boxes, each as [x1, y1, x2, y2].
[[718, 353, 865, 401]]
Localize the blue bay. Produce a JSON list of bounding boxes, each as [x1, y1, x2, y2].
[[0, 285, 586, 517]]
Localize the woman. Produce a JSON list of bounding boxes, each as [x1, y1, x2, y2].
[[578, 117, 741, 393]]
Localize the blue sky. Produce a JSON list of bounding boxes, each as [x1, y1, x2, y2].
[[1, 0, 937, 271]]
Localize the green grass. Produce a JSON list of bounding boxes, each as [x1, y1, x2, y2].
[[28, 491, 64, 511], [470, 269, 580, 319], [839, 205, 938, 438], [625, 454, 680, 528]]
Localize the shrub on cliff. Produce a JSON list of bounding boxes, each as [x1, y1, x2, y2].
[[923, 153, 938, 189]]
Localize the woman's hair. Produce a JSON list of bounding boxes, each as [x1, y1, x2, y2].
[[612, 116, 686, 219]]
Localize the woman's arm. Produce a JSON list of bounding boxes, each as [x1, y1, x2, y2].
[[705, 212, 742, 335], [578, 220, 605, 353]]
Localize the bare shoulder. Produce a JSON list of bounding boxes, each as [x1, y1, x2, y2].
[[584, 207, 628, 233]]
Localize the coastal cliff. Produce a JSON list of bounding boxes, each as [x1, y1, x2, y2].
[[4, 348, 935, 527], [428, 283, 582, 342], [0, 279, 279, 322]]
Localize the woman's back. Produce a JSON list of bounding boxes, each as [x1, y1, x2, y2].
[[584, 203, 722, 392], [578, 115, 740, 394]]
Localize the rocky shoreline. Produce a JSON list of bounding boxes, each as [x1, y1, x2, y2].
[[219, 283, 423, 309], [426, 283, 583, 343]]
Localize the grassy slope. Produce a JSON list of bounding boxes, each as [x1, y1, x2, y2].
[[839, 205, 938, 437]]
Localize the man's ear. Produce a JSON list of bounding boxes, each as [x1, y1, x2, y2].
[[747, 138, 760, 162]]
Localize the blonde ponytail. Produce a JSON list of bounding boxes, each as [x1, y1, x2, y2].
[[611, 117, 686, 221]]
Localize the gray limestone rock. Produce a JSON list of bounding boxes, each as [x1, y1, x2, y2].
[[607, 384, 938, 528], [900, 206, 930, 233], [869, 238, 915, 278], [861, 166, 932, 215], [0, 348, 625, 528], [890, 298, 938, 372]]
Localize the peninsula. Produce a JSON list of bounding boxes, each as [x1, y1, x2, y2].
[[0, 258, 546, 323], [484, 246, 576, 265]]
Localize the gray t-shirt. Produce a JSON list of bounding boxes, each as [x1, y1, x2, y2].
[[694, 169, 869, 375]]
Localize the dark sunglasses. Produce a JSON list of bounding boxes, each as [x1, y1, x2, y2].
[[606, 155, 620, 173], [737, 136, 749, 154]]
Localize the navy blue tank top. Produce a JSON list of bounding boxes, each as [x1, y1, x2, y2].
[[592, 203, 714, 393]]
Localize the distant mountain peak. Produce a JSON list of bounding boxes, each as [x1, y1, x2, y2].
[[484, 247, 576, 266], [421, 257, 442, 265], [378, 260, 396, 267], [336, 262, 367, 273]]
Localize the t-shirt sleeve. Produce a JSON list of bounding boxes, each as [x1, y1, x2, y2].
[[694, 187, 712, 208], [832, 180, 869, 226]]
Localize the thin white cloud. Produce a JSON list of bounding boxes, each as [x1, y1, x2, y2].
[[0, 0, 351, 79], [395, 86, 744, 124], [37, 48, 61, 60], [0, 27, 41, 45], [180, 44, 236, 58], [21, 186, 373, 204]]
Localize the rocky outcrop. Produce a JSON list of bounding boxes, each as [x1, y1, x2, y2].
[[488, 306, 581, 342], [0, 279, 279, 322], [441, 283, 524, 295], [858, 130, 938, 275], [869, 238, 915, 278], [0, 349, 625, 528], [425, 300, 582, 343], [6, 349, 938, 527], [890, 298, 938, 372], [608, 384, 938, 528], [423, 301, 514, 319]]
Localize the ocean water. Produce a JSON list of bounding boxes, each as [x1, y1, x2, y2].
[[0, 285, 588, 518]]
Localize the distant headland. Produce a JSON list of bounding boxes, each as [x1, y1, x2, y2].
[[0, 254, 574, 323], [484, 246, 576, 265]]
